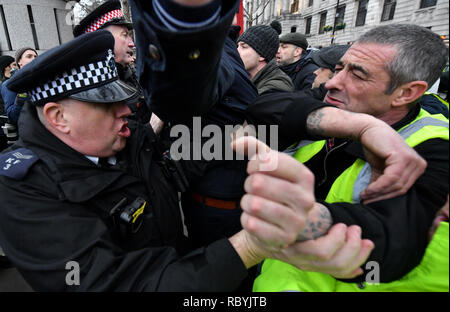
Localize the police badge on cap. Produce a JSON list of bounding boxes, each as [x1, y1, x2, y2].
[[7, 30, 138, 106]]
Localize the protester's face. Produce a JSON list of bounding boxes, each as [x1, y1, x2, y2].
[[18, 50, 37, 68], [324, 42, 399, 119], [105, 25, 135, 67], [4, 61, 17, 77], [276, 43, 301, 66], [312, 67, 333, 89], [62, 99, 132, 157], [237, 41, 262, 75]]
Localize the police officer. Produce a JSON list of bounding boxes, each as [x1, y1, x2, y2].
[[73, 0, 151, 124], [0, 30, 313, 291]]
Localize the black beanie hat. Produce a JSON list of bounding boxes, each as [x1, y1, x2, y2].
[[238, 25, 280, 62], [270, 20, 282, 35], [0, 55, 14, 74]]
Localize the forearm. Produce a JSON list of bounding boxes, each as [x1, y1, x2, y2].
[[306, 106, 383, 141]]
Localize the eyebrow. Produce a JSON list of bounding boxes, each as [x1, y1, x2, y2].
[[349, 63, 369, 77], [337, 60, 370, 77]]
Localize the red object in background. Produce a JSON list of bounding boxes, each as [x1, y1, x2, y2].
[[236, 0, 244, 34]]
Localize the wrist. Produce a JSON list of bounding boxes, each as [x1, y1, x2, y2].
[[229, 231, 265, 269], [297, 202, 333, 242]]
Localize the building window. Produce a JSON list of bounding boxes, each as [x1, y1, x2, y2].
[[0, 5, 12, 51], [420, 0, 437, 8], [305, 16, 312, 35], [27, 5, 40, 50], [291, 0, 299, 13], [309, 0, 314, 7], [381, 0, 396, 21], [334, 5, 346, 27], [355, 0, 368, 27], [318, 11, 327, 34], [291, 26, 297, 33]]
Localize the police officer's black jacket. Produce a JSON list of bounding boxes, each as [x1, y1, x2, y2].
[[0, 103, 247, 291]]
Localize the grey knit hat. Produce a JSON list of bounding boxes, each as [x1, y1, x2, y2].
[[238, 25, 280, 62], [15, 47, 37, 66], [279, 33, 308, 50]]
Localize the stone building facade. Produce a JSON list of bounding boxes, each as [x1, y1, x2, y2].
[[243, 0, 449, 47], [0, 0, 73, 57]]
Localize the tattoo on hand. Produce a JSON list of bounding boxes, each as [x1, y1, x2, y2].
[[297, 204, 332, 242]]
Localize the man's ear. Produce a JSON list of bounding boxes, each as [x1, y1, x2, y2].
[[391, 81, 428, 108], [294, 47, 303, 58], [42, 102, 70, 134]]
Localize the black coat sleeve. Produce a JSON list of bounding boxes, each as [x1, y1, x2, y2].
[[246, 91, 333, 150], [129, 0, 239, 124], [322, 138, 449, 283], [0, 170, 247, 291]]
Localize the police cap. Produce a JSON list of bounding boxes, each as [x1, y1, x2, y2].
[[7, 30, 138, 106], [73, 0, 133, 37]]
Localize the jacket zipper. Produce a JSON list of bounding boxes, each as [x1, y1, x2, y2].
[[317, 139, 348, 187]]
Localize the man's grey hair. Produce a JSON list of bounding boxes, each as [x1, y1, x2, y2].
[[356, 24, 448, 94]]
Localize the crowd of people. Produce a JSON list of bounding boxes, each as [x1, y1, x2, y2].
[[0, 0, 448, 293]]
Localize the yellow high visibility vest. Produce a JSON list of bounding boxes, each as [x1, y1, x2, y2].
[[254, 109, 449, 292]]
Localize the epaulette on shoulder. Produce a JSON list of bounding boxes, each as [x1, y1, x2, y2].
[[0, 147, 39, 180]]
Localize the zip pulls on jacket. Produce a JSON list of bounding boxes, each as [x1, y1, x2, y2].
[[317, 138, 348, 187]]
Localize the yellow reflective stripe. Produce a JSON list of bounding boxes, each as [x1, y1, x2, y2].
[[293, 140, 326, 163]]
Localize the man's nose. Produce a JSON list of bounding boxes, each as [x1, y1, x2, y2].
[[325, 69, 344, 90]]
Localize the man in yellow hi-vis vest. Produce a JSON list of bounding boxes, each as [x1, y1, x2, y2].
[[254, 24, 449, 292]]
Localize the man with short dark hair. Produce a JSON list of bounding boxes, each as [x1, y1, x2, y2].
[[276, 33, 318, 92]]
